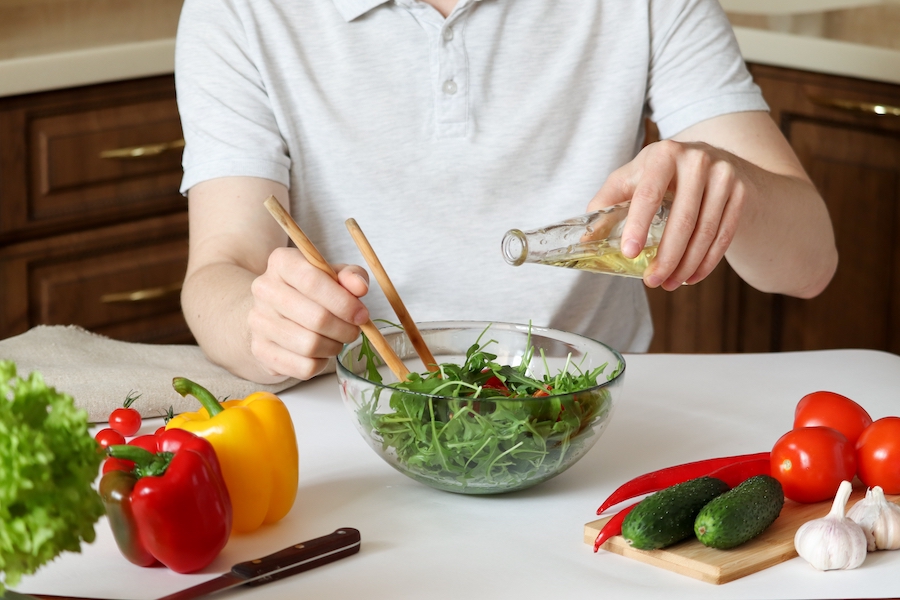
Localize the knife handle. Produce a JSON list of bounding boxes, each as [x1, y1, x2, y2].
[[231, 527, 361, 586]]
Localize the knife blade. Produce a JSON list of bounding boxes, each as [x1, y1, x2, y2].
[[155, 527, 361, 600]]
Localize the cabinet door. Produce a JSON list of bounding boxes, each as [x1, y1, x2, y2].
[[0, 213, 192, 344], [0, 76, 185, 243], [648, 66, 900, 354], [750, 65, 900, 354]]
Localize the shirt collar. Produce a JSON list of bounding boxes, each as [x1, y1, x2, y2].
[[331, 0, 392, 22], [332, 0, 483, 23]]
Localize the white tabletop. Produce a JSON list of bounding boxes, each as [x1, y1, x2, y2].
[[14, 349, 900, 600]]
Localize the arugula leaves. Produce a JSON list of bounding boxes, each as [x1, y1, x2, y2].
[[352, 325, 620, 493]]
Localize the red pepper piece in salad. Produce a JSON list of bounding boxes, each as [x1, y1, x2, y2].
[[596, 451, 770, 515]]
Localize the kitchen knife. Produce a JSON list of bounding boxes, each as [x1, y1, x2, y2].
[[156, 527, 361, 600]]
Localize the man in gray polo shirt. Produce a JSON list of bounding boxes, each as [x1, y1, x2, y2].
[[175, 0, 837, 384]]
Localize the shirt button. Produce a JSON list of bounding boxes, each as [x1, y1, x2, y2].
[[442, 26, 454, 42], [442, 79, 458, 95]]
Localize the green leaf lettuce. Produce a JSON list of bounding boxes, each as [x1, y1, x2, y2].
[[0, 361, 104, 591]]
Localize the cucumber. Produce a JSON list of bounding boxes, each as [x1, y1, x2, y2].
[[694, 475, 785, 549], [621, 476, 729, 550]]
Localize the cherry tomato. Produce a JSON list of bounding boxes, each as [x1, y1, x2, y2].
[[101, 457, 135, 474], [109, 391, 143, 436], [155, 405, 175, 435], [856, 416, 900, 494], [127, 434, 159, 453], [94, 428, 126, 448], [771, 426, 856, 503], [794, 391, 873, 446]]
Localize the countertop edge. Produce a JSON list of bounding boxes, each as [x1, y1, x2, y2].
[[0, 38, 175, 98], [1, 29, 899, 98], [734, 26, 900, 86]]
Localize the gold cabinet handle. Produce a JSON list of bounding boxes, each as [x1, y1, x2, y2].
[[101, 282, 182, 304], [99, 138, 185, 159], [808, 95, 900, 117]]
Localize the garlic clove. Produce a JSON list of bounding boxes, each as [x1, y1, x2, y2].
[[848, 486, 900, 551], [795, 480, 868, 570], [847, 488, 878, 552]]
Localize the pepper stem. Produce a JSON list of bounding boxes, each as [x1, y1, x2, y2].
[[172, 377, 225, 416], [107, 445, 174, 478]]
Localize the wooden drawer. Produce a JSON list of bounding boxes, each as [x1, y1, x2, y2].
[[0, 76, 186, 243], [0, 212, 192, 344], [28, 99, 184, 229]]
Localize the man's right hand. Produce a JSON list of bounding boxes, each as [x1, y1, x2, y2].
[[181, 177, 370, 383], [247, 248, 371, 380]]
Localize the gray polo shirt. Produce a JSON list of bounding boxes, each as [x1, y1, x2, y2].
[[175, 0, 767, 353]]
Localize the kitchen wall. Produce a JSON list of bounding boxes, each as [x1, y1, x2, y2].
[[0, 0, 183, 60], [0, 1, 897, 67], [726, 5, 900, 51]]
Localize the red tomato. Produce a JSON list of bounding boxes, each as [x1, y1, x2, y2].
[[128, 434, 159, 453], [771, 426, 857, 503], [109, 391, 143, 436], [856, 416, 900, 494], [102, 457, 135, 474], [109, 407, 142, 436], [794, 391, 873, 446], [94, 427, 126, 448]]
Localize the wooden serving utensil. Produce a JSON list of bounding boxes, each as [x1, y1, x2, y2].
[[345, 218, 439, 373], [262, 196, 410, 380]]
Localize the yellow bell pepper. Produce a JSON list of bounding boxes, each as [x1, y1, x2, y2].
[[167, 377, 298, 533]]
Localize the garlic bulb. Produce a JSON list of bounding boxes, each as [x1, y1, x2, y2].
[[847, 486, 900, 551], [794, 480, 868, 571]]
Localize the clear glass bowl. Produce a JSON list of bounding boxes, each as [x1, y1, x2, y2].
[[336, 321, 626, 495]]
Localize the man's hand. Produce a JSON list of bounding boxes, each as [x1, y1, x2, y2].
[[248, 249, 370, 380], [181, 177, 371, 383], [587, 111, 837, 298], [589, 139, 748, 290]]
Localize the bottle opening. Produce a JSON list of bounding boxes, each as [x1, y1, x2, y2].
[[501, 229, 528, 266]]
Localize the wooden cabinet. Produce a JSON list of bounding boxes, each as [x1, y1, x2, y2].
[[647, 65, 900, 355], [0, 76, 192, 344]]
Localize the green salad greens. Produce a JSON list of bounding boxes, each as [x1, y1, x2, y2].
[[0, 361, 104, 592], [353, 325, 621, 492]]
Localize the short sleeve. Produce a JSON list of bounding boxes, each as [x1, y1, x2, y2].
[[646, 0, 769, 139], [175, 0, 291, 193]]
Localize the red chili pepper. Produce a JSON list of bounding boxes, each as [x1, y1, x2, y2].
[[99, 428, 232, 573], [593, 501, 639, 552], [705, 457, 771, 488], [596, 451, 770, 515]]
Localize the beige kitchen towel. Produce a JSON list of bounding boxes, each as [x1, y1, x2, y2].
[[0, 325, 298, 423]]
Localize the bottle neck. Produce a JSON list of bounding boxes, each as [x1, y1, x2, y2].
[[501, 229, 530, 266]]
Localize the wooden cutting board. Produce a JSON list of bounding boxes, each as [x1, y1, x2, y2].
[[584, 488, 900, 585]]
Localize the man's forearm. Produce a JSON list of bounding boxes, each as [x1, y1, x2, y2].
[[726, 161, 837, 299], [181, 263, 288, 384]]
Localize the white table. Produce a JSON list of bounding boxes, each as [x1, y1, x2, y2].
[[15, 349, 900, 600]]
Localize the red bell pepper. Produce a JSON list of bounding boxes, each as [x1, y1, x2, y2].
[[99, 428, 232, 573]]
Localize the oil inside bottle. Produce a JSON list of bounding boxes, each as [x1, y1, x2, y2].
[[532, 241, 658, 278]]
